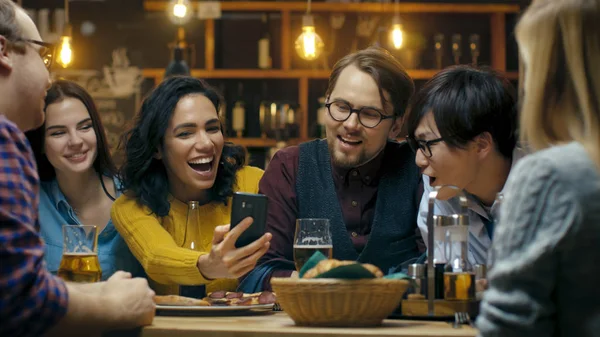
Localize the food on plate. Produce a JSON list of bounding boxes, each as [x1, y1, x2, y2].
[[154, 291, 277, 307], [153, 295, 210, 306], [204, 291, 277, 306], [302, 259, 384, 279]]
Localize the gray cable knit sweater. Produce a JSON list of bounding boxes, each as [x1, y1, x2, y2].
[[477, 142, 600, 337]]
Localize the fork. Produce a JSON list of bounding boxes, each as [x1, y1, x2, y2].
[[456, 312, 472, 326], [452, 313, 462, 329]]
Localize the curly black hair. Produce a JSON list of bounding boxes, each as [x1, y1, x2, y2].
[[119, 76, 246, 217]]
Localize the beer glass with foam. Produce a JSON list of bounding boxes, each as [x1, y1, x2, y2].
[[293, 218, 332, 271], [58, 225, 102, 282]]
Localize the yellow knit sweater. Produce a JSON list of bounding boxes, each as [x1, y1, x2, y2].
[[111, 166, 264, 295]]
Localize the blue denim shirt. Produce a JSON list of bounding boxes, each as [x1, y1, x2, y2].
[[38, 177, 145, 280]]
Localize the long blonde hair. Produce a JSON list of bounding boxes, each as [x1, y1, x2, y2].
[[516, 0, 600, 167]]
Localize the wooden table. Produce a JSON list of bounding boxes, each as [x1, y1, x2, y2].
[[135, 312, 478, 337]]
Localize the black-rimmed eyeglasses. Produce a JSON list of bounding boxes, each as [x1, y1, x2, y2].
[[17, 38, 55, 70], [325, 101, 394, 128], [406, 135, 445, 158]]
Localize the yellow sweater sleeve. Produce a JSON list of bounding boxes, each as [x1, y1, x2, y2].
[[235, 166, 263, 194], [111, 195, 209, 285]]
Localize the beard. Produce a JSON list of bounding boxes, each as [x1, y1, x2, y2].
[[327, 136, 370, 169]]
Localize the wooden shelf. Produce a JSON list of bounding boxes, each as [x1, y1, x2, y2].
[[226, 137, 305, 148], [143, 69, 518, 81], [143, 1, 519, 143], [145, 1, 520, 14], [143, 69, 329, 80]]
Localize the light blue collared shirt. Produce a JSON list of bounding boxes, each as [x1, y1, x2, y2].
[[417, 148, 527, 266], [38, 176, 145, 280]]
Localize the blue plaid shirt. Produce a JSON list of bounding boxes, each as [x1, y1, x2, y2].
[[0, 115, 68, 336]]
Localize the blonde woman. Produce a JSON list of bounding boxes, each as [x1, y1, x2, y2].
[[477, 0, 600, 336]]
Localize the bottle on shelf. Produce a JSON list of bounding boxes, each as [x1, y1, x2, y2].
[[286, 106, 298, 139], [259, 82, 271, 138], [258, 13, 272, 69], [232, 82, 246, 137], [179, 201, 206, 299]]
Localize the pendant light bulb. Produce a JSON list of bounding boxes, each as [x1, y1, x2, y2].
[[57, 30, 72, 68], [295, 14, 324, 61], [390, 16, 403, 50]]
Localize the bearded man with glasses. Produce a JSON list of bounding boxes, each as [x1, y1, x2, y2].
[[240, 47, 423, 292]]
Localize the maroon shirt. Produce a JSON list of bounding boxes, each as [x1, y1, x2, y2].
[[256, 143, 424, 290]]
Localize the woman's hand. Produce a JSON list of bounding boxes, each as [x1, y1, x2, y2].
[[197, 217, 272, 279]]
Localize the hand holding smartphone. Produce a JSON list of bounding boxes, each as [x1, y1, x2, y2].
[[229, 192, 268, 248]]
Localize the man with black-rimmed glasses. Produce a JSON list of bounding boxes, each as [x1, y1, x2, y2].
[[240, 47, 423, 292], [0, 1, 155, 336], [405, 65, 523, 272]]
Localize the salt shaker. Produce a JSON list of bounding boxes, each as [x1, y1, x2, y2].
[[407, 264, 426, 299]]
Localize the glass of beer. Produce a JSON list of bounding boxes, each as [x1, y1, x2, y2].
[[293, 218, 333, 271], [57, 225, 102, 282]]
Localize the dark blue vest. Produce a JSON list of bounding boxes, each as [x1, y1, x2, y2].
[[296, 139, 421, 274]]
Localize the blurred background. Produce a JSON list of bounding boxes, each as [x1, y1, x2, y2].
[[17, 0, 529, 168]]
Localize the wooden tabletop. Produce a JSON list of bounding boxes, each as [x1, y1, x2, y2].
[[135, 312, 478, 337]]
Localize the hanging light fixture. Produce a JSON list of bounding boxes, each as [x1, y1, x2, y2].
[[294, 0, 324, 61], [57, 0, 73, 68], [389, 0, 404, 50], [168, 0, 192, 25], [165, 0, 193, 79]]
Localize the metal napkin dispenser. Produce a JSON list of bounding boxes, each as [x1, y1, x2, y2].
[[426, 185, 472, 315]]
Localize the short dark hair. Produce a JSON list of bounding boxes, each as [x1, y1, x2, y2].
[[0, 0, 20, 42], [26, 80, 117, 181], [119, 76, 246, 217], [326, 46, 415, 118], [406, 65, 518, 158]]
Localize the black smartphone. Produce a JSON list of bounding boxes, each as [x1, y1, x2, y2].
[[230, 192, 268, 248]]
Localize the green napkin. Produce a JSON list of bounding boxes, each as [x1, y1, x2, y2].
[[298, 251, 411, 280], [298, 251, 328, 278]]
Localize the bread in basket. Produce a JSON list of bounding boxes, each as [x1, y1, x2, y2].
[[271, 258, 410, 327]]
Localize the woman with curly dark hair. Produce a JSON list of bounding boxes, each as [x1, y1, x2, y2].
[[111, 76, 271, 295]]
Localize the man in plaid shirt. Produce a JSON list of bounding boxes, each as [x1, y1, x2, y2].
[[0, 1, 155, 336]]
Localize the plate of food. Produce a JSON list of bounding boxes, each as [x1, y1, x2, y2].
[[154, 291, 276, 315]]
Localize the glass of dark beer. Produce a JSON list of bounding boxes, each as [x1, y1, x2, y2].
[[293, 218, 332, 271], [58, 225, 102, 282]]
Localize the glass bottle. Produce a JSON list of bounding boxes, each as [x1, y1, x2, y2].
[[179, 201, 206, 299], [258, 13, 272, 69], [232, 82, 246, 138]]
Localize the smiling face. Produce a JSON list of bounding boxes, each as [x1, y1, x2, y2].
[[158, 94, 224, 202], [44, 98, 98, 176], [325, 64, 402, 168], [413, 111, 480, 189]]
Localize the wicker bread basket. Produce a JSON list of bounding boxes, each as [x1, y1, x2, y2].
[[270, 277, 410, 327]]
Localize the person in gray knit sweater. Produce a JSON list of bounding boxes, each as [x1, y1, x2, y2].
[[476, 0, 600, 336]]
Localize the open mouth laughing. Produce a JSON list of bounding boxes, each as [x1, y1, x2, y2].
[[188, 156, 214, 175], [337, 135, 362, 148]]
